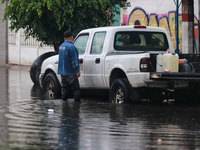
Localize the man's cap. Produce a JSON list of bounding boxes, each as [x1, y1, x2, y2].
[[64, 30, 73, 38]]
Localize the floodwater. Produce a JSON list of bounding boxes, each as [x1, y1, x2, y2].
[[1, 66, 200, 150]]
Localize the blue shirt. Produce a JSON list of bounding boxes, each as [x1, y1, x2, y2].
[[58, 40, 80, 76]]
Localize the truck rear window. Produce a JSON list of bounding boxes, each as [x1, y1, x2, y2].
[[114, 31, 169, 51]]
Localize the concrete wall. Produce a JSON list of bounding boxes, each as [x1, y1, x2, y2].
[[8, 30, 54, 65], [0, 1, 8, 65], [8, 45, 54, 65]]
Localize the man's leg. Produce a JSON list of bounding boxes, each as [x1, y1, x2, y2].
[[61, 76, 70, 101], [70, 77, 81, 101]]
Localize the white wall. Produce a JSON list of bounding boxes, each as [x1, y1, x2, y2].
[[8, 45, 54, 65], [8, 29, 54, 66]]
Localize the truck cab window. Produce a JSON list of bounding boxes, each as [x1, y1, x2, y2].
[[114, 32, 168, 51], [91, 32, 106, 54], [74, 34, 89, 55]]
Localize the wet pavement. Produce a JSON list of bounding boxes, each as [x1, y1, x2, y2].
[[1, 65, 200, 150]]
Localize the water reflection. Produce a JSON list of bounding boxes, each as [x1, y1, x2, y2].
[[0, 67, 9, 149], [6, 99, 62, 149], [109, 105, 200, 150], [31, 84, 43, 100], [1, 66, 200, 150], [59, 101, 80, 150]]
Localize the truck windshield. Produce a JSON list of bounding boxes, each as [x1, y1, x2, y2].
[[114, 31, 169, 51]]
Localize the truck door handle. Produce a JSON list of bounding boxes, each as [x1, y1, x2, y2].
[[95, 58, 100, 64], [79, 59, 83, 64]]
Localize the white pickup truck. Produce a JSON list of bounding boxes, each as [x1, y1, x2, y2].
[[37, 25, 200, 104]]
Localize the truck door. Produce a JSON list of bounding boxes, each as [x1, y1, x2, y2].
[[73, 33, 89, 88], [84, 31, 106, 88]]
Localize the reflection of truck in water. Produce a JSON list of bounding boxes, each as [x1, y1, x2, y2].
[[32, 25, 200, 104]]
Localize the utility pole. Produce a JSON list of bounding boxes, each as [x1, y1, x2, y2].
[[199, 0, 200, 53], [175, 0, 179, 53], [0, 1, 8, 65], [182, 0, 194, 54], [174, 0, 182, 53]]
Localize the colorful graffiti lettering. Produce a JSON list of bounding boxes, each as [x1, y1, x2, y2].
[[123, 7, 199, 53]]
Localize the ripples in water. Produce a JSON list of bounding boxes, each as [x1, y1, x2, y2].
[[4, 99, 62, 149], [1, 66, 200, 150], [3, 97, 200, 150]]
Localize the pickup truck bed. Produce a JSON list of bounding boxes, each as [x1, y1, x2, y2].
[[150, 53, 200, 72], [137, 53, 200, 103], [146, 53, 200, 87]]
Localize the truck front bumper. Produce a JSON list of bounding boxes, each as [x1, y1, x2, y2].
[[39, 73, 44, 89]]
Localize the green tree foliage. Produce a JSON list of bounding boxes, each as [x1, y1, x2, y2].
[[2, 0, 126, 53]]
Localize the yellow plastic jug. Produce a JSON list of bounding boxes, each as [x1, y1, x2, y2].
[[162, 53, 179, 72]]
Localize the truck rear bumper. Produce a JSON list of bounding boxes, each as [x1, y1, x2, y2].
[[144, 72, 200, 89], [150, 72, 200, 80]]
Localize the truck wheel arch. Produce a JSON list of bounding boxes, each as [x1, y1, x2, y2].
[[109, 78, 131, 104], [43, 69, 60, 84], [109, 68, 127, 87], [109, 68, 141, 103]]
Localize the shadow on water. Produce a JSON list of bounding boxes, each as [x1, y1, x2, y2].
[[30, 84, 43, 100]]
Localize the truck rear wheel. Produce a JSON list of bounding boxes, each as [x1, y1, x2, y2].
[[43, 72, 61, 99], [109, 78, 131, 104]]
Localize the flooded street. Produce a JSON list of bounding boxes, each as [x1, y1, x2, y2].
[[1, 66, 200, 150]]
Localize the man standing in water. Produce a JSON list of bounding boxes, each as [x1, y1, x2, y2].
[[58, 30, 81, 101]]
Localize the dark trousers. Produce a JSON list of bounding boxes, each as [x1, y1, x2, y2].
[[61, 76, 80, 101]]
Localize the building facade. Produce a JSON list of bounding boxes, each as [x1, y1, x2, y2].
[[120, 0, 199, 53], [7, 0, 200, 65]]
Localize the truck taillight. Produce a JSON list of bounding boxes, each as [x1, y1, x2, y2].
[[134, 25, 146, 29], [140, 58, 150, 72]]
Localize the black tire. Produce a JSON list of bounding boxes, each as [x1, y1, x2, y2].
[[43, 72, 61, 99], [30, 52, 56, 85], [109, 78, 131, 104]]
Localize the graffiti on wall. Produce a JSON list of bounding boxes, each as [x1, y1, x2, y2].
[[123, 7, 199, 53]]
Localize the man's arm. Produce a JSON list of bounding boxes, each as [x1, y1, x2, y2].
[[69, 46, 80, 76]]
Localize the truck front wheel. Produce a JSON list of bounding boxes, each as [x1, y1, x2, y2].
[[109, 78, 131, 104], [43, 72, 61, 99]]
